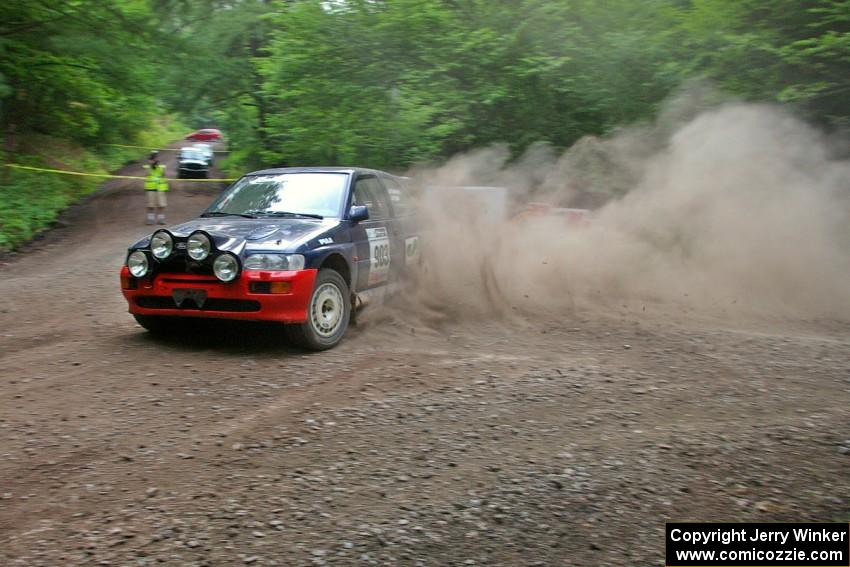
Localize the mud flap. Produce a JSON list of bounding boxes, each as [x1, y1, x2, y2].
[[351, 283, 405, 325], [350, 293, 364, 326]]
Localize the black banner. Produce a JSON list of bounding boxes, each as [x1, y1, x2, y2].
[[666, 523, 849, 566]]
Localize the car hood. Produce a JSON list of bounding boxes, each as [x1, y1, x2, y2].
[[157, 217, 341, 254], [179, 159, 207, 166]]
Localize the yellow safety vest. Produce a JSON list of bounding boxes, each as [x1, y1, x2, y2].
[[144, 164, 169, 192]]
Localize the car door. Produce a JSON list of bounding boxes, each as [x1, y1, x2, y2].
[[350, 174, 394, 291], [381, 173, 420, 278]]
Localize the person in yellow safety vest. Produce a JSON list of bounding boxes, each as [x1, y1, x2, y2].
[[143, 151, 169, 225]]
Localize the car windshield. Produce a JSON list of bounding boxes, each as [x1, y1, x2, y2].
[[181, 149, 204, 160], [206, 173, 349, 218]]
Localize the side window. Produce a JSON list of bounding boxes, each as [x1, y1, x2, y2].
[[353, 176, 390, 220], [382, 175, 415, 217]]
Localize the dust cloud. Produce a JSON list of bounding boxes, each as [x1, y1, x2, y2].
[[405, 98, 850, 321]]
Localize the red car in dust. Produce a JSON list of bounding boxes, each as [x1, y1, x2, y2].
[[185, 128, 222, 142]]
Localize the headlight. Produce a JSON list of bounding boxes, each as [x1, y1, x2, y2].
[[213, 253, 239, 282], [243, 254, 305, 271], [127, 251, 149, 277], [187, 232, 212, 261], [150, 231, 173, 260]]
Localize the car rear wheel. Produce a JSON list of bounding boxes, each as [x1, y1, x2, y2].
[[286, 269, 350, 350]]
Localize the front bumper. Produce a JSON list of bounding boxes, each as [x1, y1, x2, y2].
[[178, 167, 209, 178], [120, 267, 317, 323]]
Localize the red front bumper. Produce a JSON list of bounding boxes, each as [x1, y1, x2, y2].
[[120, 267, 317, 323]]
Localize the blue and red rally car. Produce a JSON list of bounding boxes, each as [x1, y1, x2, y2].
[[120, 167, 419, 350]]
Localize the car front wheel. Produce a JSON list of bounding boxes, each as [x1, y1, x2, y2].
[[134, 314, 172, 334], [286, 269, 350, 350]]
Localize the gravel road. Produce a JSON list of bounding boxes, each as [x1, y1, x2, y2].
[[1, 148, 848, 566]]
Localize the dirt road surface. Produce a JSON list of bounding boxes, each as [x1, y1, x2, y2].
[[1, 147, 849, 566]]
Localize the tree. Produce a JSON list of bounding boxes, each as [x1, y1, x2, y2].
[[0, 1, 164, 148]]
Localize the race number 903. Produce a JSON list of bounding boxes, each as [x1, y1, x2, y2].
[[374, 243, 390, 267], [366, 227, 391, 284]]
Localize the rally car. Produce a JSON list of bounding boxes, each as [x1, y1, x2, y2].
[[185, 128, 223, 142], [177, 147, 210, 179], [120, 167, 419, 350], [192, 142, 215, 166]]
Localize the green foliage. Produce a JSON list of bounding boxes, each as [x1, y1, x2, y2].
[[158, 0, 276, 160], [215, 0, 846, 170], [0, 1, 165, 146], [662, 0, 850, 125], [97, 115, 190, 170], [6, 0, 847, 172], [0, 136, 101, 251], [0, 172, 87, 251]]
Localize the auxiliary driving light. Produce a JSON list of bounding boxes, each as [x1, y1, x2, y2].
[[127, 251, 149, 278], [150, 230, 173, 260], [213, 253, 239, 282], [187, 232, 211, 261]]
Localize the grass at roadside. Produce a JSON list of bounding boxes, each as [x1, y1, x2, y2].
[[96, 115, 189, 171], [0, 116, 188, 253]]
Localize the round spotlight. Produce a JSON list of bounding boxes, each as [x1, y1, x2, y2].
[[150, 231, 173, 260], [187, 232, 212, 261], [127, 251, 149, 277], [213, 253, 239, 282]]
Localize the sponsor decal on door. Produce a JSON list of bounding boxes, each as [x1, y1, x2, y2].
[[405, 236, 420, 266]]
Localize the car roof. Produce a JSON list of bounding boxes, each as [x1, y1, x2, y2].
[[245, 166, 391, 177]]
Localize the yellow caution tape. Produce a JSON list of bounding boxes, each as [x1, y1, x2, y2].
[[104, 143, 230, 153], [4, 163, 236, 183]]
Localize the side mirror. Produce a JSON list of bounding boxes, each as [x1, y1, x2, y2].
[[349, 205, 369, 223]]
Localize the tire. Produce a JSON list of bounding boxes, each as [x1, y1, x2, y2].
[[133, 314, 172, 334], [286, 269, 351, 350], [134, 314, 199, 336]]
